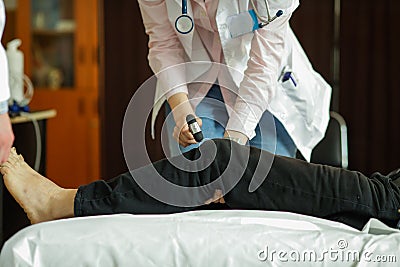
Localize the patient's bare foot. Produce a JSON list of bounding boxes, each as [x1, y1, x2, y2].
[[0, 148, 77, 224]]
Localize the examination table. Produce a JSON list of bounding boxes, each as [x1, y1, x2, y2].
[[0, 210, 399, 266]]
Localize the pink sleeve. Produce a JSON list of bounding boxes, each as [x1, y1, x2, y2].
[[138, 0, 188, 98], [225, 15, 291, 139]]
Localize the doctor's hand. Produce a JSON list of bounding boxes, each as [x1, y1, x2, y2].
[[168, 92, 203, 147], [0, 113, 15, 164], [223, 130, 248, 145], [173, 116, 202, 147]]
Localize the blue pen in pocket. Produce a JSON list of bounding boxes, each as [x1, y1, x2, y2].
[[282, 71, 297, 87], [279, 65, 298, 89]]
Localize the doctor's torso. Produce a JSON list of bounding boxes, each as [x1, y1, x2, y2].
[[147, 0, 331, 160]]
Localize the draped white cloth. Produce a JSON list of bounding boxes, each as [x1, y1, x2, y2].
[[1, 210, 399, 267]]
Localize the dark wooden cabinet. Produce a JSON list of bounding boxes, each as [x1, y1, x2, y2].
[[7, 0, 101, 188]]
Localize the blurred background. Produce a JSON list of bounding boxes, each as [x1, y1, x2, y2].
[[2, 0, 400, 188]]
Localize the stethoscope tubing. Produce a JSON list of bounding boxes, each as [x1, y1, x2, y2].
[[182, 0, 187, 14]]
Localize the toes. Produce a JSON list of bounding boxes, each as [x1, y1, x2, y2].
[[0, 161, 12, 175], [6, 153, 18, 166], [7, 148, 24, 166], [10, 147, 18, 157], [7, 148, 19, 163]]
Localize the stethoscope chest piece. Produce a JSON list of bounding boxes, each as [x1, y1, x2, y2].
[[175, 0, 194, 34], [175, 14, 194, 34]]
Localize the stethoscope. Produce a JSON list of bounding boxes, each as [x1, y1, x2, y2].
[[175, 0, 283, 34], [175, 0, 194, 34]]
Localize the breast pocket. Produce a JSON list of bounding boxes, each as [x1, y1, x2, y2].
[[279, 47, 319, 126]]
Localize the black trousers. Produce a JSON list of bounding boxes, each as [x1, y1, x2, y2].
[[75, 139, 400, 230]]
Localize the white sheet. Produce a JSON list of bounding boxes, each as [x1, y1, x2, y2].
[[1, 210, 399, 266]]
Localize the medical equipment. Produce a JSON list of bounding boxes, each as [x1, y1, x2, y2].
[[227, 1, 283, 38], [6, 39, 41, 170], [249, 0, 283, 28], [175, 0, 194, 34], [175, 0, 283, 35], [186, 114, 203, 142], [6, 39, 34, 112], [19, 112, 43, 172]]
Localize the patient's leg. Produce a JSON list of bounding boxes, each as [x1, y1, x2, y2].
[[2, 140, 400, 230], [75, 139, 400, 229], [0, 148, 76, 224]]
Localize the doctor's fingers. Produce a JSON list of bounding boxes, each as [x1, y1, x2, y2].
[[173, 126, 196, 147], [0, 127, 14, 164], [204, 189, 226, 205], [0, 152, 7, 165], [0, 144, 12, 165], [0, 149, 9, 165], [175, 129, 197, 147], [173, 124, 192, 141]]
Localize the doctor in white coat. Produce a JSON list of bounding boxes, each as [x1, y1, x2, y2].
[[0, 0, 14, 164], [138, 0, 331, 160]]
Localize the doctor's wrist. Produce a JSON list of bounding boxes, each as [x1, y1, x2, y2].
[[167, 93, 194, 124]]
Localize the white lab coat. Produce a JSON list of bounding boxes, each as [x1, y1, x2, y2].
[[150, 0, 331, 161], [0, 0, 10, 102]]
